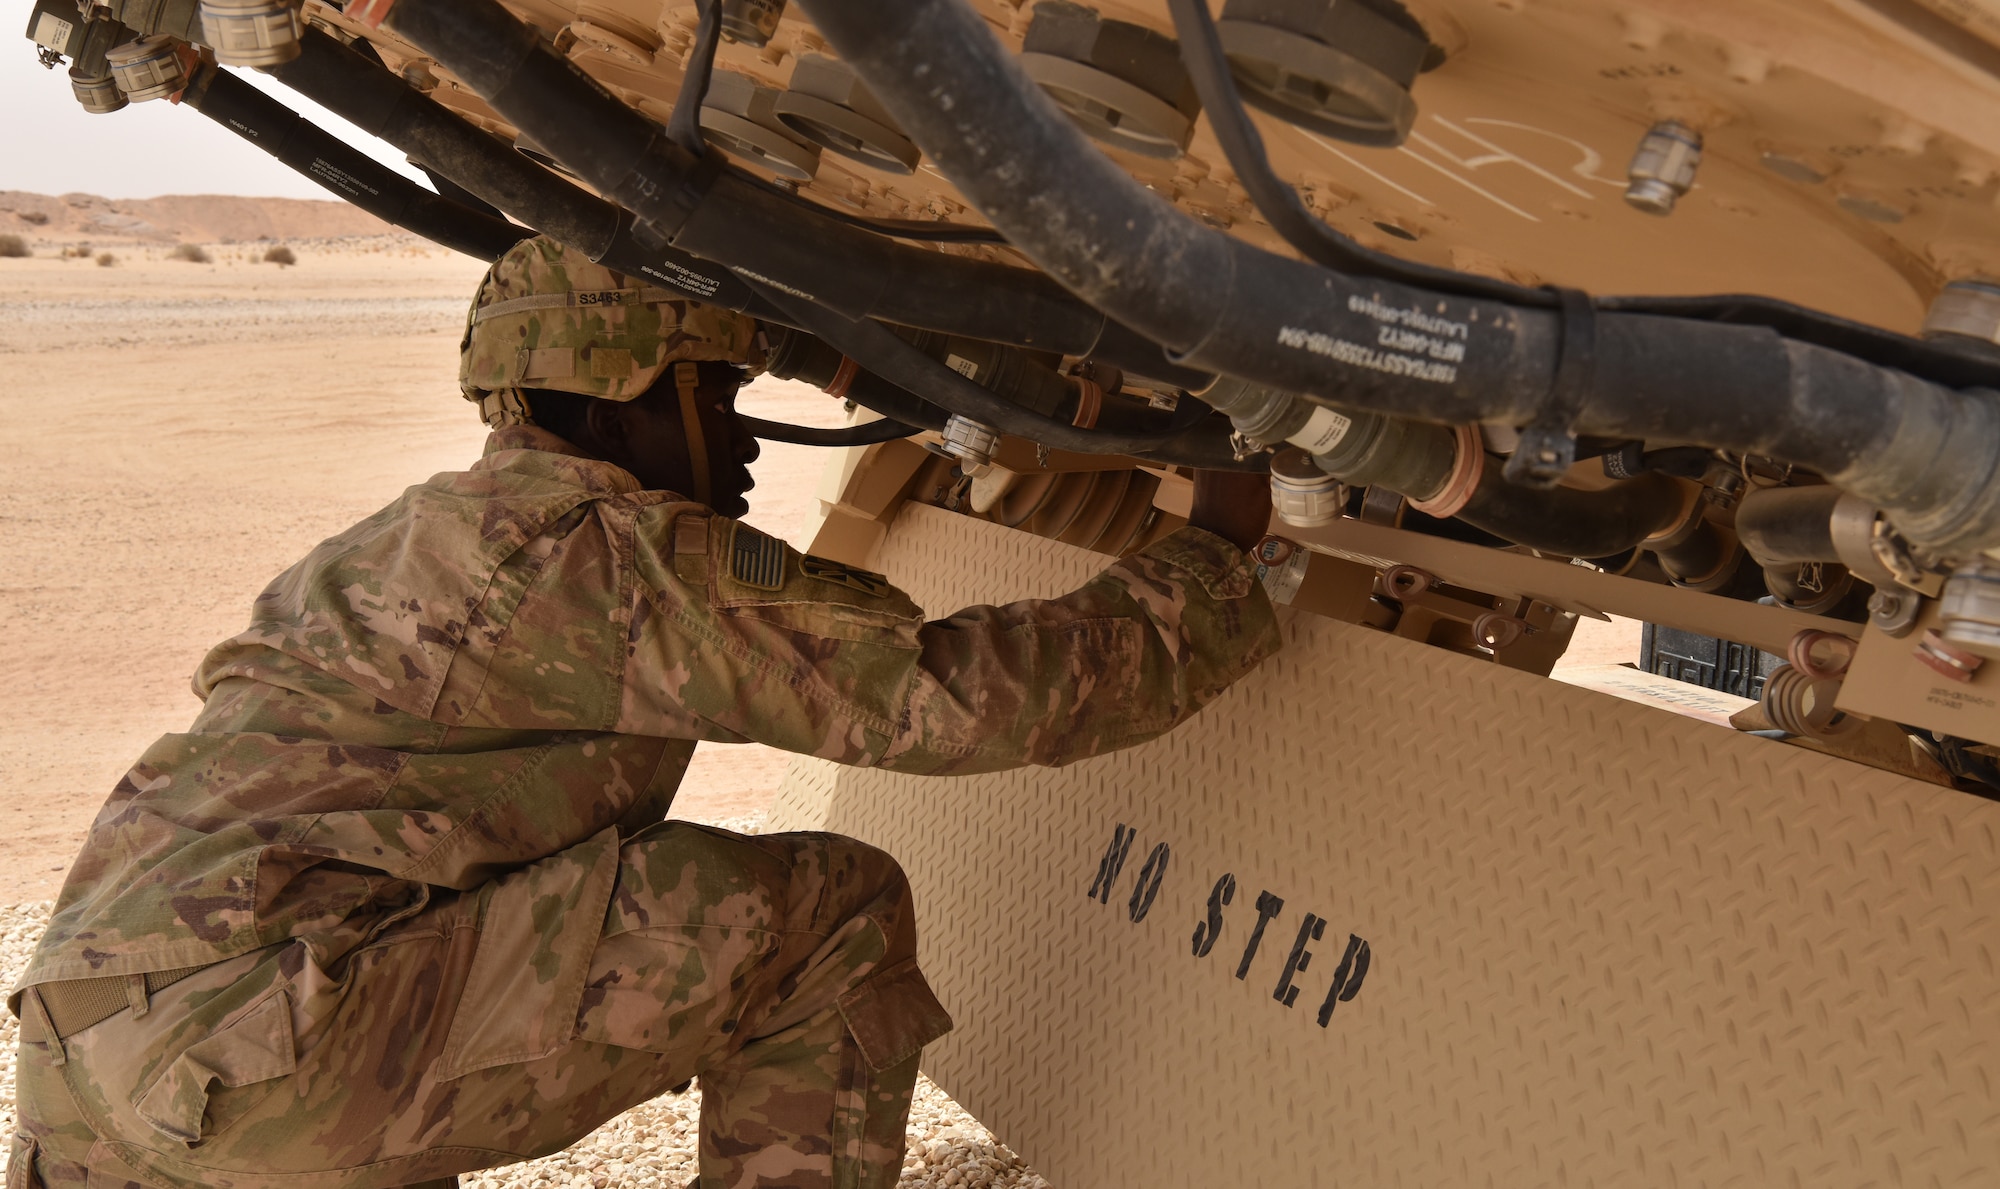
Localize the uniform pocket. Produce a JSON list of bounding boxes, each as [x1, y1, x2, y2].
[[132, 991, 295, 1145], [835, 958, 954, 1072], [435, 827, 622, 1078]]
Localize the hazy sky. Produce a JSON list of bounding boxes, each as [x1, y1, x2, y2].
[[1, 0, 428, 198]]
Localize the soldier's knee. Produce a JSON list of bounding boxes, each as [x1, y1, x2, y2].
[[777, 832, 918, 945]]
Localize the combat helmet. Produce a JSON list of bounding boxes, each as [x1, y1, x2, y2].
[[461, 236, 761, 499]]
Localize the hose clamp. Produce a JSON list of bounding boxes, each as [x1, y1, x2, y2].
[[1070, 377, 1104, 429], [614, 140, 728, 244], [824, 355, 861, 400], [1505, 287, 1596, 490], [1408, 424, 1484, 519]]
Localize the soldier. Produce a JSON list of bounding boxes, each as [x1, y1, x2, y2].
[[8, 236, 1280, 1189]]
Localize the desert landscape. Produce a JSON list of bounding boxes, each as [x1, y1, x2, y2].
[[0, 194, 1637, 1188]]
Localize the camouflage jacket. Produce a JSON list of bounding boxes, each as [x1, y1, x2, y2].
[[16, 426, 1279, 991]]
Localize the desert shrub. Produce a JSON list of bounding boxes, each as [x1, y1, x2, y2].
[[96, 252, 116, 267], [62, 244, 92, 259], [0, 234, 28, 258], [17, 211, 48, 226], [168, 243, 211, 263], [263, 245, 296, 266]]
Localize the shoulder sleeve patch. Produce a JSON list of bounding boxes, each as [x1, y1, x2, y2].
[[729, 524, 787, 591], [800, 555, 895, 599]]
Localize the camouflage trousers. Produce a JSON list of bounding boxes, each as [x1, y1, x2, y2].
[[10, 824, 952, 1189]]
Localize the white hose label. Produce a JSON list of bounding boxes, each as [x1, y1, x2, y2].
[[944, 354, 980, 379], [1275, 295, 1472, 386], [1256, 548, 1312, 605], [640, 260, 722, 299], [1276, 326, 1459, 384], [1288, 406, 1353, 455], [32, 12, 73, 50], [308, 158, 380, 199]]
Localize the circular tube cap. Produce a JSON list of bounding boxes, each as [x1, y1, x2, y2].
[[1021, 52, 1195, 159], [69, 69, 127, 114], [702, 109, 821, 182], [774, 92, 920, 174], [107, 35, 188, 102], [1215, 17, 1418, 148], [199, 0, 302, 67]]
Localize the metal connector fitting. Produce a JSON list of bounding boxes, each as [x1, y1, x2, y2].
[[1625, 120, 1702, 216], [69, 67, 126, 114], [1269, 448, 1343, 528], [940, 414, 1003, 475], [1923, 281, 2000, 348], [1939, 559, 2000, 659], [721, 0, 786, 47], [200, 0, 301, 67], [107, 35, 188, 102]]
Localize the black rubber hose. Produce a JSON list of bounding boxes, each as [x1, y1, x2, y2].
[[738, 415, 919, 446], [1164, 0, 2000, 393], [1734, 486, 1844, 566], [1596, 294, 2000, 393], [1455, 469, 1686, 558], [370, 0, 1199, 382], [1165, 0, 1539, 308], [266, 30, 1124, 429], [267, 26, 1113, 414], [749, 281, 1252, 469], [267, 29, 770, 315], [792, 0, 2000, 555], [416, 164, 505, 219], [750, 182, 1007, 244], [763, 325, 952, 431], [182, 65, 525, 261], [666, 0, 723, 155], [791, 0, 1556, 396]]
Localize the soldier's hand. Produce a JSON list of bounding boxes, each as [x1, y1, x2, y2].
[[1187, 468, 1273, 555]]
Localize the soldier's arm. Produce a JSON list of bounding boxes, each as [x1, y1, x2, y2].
[[875, 523, 1280, 773], [619, 476, 1282, 774]]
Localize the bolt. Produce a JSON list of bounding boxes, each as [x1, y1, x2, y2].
[[1625, 121, 1702, 216], [1923, 280, 2000, 347]]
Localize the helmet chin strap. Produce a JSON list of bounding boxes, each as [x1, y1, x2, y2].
[[673, 361, 714, 507]]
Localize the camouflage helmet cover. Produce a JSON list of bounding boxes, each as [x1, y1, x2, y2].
[[460, 236, 761, 426]]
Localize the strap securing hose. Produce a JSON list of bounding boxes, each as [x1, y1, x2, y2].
[[1505, 288, 1597, 490], [666, 0, 722, 155]]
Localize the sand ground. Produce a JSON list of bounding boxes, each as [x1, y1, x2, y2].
[[0, 238, 1640, 904]]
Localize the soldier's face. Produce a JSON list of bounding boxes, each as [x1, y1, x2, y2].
[[596, 376, 759, 516]]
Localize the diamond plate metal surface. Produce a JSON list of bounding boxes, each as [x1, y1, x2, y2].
[[770, 505, 2000, 1188]]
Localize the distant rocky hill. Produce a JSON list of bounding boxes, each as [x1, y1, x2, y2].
[[0, 190, 395, 244]]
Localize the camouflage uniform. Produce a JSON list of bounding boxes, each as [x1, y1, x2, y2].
[[8, 239, 1281, 1189]]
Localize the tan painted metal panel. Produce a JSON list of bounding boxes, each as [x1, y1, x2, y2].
[[770, 505, 2000, 1188]]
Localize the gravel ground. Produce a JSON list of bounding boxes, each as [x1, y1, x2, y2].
[[0, 818, 1050, 1189]]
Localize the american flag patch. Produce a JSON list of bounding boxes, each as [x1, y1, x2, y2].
[[729, 525, 787, 591]]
